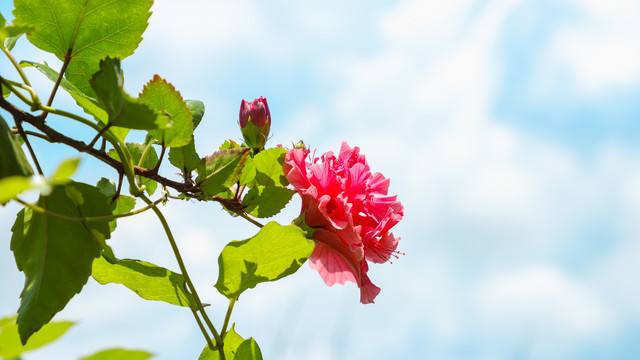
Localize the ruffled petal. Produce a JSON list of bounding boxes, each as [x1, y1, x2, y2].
[[283, 148, 311, 189], [369, 172, 390, 196], [359, 264, 381, 304], [309, 230, 362, 286]]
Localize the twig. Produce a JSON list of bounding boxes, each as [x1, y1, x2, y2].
[[43, 47, 73, 111]]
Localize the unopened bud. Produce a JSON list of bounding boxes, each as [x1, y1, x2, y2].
[[239, 97, 271, 151]]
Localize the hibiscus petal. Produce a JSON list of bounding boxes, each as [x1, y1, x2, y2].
[[317, 194, 352, 230], [309, 243, 359, 286], [365, 232, 400, 263], [369, 172, 390, 195], [364, 195, 404, 222], [359, 264, 381, 304], [284, 148, 311, 189], [344, 163, 370, 201]]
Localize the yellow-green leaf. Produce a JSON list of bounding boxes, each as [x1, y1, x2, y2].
[[139, 75, 193, 148], [0, 316, 73, 359], [215, 222, 314, 300], [13, 0, 152, 96], [92, 257, 196, 308]]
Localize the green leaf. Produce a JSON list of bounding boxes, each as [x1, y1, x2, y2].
[[239, 155, 255, 186], [51, 157, 80, 180], [79, 348, 152, 360], [13, 0, 152, 96], [0, 316, 73, 359], [0, 11, 35, 49], [165, 99, 205, 174], [91, 58, 167, 131], [196, 148, 250, 196], [252, 148, 289, 187], [242, 186, 295, 218], [186, 100, 205, 129], [199, 326, 263, 360], [139, 76, 193, 147], [0, 114, 34, 178], [220, 140, 241, 151], [215, 222, 314, 300], [0, 175, 32, 205], [96, 178, 136, 232], [10, 182, 111, 344], [20, 60, 129, 140], [92, 257, 195, 308], [0, 25, 34, 47], [168, 138, 200, 175], [108, 142, 158, 195], [4, 34, 22, 51], [109, 195, 135, 231]]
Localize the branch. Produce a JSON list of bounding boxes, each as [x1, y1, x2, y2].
[[0, 95, 194, 194]]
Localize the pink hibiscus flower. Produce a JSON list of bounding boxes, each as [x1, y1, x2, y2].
[[284, 142, 403, 304]]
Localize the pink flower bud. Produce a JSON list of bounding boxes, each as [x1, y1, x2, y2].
[[239, 97, 271, 151]]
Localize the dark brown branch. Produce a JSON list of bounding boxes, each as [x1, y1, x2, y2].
[[42, 47, 73, 115], [11, 128, 51, 142], [152, 144, 166, 173], [14, 117, 44, 175], [0, 95, 195, 195]]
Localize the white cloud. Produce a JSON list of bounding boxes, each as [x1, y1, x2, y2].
[[542, 0, 640, 93], [146, 1, 265, 54], [477, 266, 614, 350]]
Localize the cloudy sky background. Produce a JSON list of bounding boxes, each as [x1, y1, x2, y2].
[[1, 0, 640, 359]]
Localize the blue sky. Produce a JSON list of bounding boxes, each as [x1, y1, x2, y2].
[[2, 0, 640, 359]]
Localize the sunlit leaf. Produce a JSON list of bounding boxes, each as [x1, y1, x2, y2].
[[139, 75, 193, 148], [10, 182, 111, 344], [199, 326, 263, 360], [196, 148, 250, 196], [0, 11, 34, 49], [242, 186, 295, 218], [0, 316, 73, 359], [51, 157, 80, 180], [0, 175, 32, 205], [79, 348, 152, 360], [186, 100, 205, 129], [91, 58, 167, 131], [215, 222, 314, 300], [92, 257, 195, 308], [13, 0, 152, 96], [220, 140, 241, 151], [1, 82, 9, 98], [252, 147, 289, 187]]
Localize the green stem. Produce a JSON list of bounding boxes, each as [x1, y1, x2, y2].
[[1, 78, 38, 104], [0, 78, 35, 107], [136, 139, 156, 187], [37, 104, 103, 133], [220, 297, 237, 337], [188, 303, 216, 350], [140, 195, 225, 358], [13, 194, 166, 222], [1, 46, 36, 97]]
